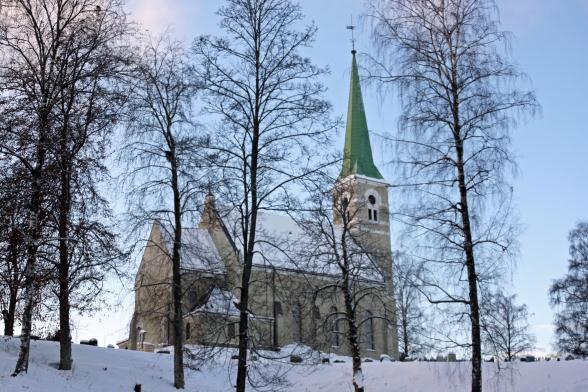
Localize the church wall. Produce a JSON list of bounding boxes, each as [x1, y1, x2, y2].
[[131, 223, 173, 350], [246, 266, 397, 360]]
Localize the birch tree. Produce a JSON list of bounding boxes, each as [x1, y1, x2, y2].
[[46, 0, 129, 371], [0, 163, 29, 336], [550, 222, 588, 357], [393, 252, 427, 359], [481, 292, 535, 361], [366, 0, 537, 390], [0, 0, 130, 373], [0, 0, 69, 374]]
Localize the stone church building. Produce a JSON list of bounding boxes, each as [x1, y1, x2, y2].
[[124, 51, 399, 360]]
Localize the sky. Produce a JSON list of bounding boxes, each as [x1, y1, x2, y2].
[[73, 0, 588, 353]]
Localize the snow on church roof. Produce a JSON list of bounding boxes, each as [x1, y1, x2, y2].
[[160, 224, 225, 274], [158, 207, 385, 283], [217, 208, 385, 282], [188, 287, 240, 317], [219, 209, 310, 269]]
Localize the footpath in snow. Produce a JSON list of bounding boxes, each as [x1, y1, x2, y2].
[[2, 337, 588, 391]]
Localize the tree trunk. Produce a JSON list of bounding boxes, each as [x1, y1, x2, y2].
[[340, 226, 364, 392], [4, 289, 17, 336], [58, 162, 72, 370], [4, 229, 20, 336], [58, 280, 72, 370], [236, 32, 262, 392], [455, 136, 482, 392], [403, 328, 409, 358], [13, 167, 44, 376], [235, 175, 259, 392], [170, 153, 185, 389], [343, 283, 364, 392], [450, 43, 482, 387], [235, 259, 252, 392], [401, 304, 409, 358]]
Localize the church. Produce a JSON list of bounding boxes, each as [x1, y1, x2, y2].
[[123, 50, 399, 360]]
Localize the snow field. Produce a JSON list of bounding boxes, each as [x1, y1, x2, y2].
[[1, 337, 588, 391]]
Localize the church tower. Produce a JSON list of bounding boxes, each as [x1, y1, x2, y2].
[[334, 49, 398, 355]]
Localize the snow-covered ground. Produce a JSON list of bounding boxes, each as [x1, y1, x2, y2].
[[1, 337, 588, 391]]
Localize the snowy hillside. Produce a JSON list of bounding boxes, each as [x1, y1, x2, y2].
[[1, 337, 588, 392]]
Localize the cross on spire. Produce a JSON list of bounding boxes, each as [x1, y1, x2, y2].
[[346, 15, 356, 54]]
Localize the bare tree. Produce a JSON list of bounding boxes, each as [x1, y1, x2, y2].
[[365, 0, 537, 390], [294, 179, 394, 392], [45, 0, 130, 371], [393, 252, 427, 359], [550, 221, 588, 358], [121, 34, 204, 389], [481, 292, 535, 361], [0, 0, 131, 374], [0, 0, 67, 374], [0, 163, 29, 336], [193, 0, 335, 390]]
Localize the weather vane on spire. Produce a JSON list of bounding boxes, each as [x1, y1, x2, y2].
[[346, 15, 356, 54]]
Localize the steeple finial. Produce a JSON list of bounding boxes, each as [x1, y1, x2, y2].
[[346, 15, 356, 54]]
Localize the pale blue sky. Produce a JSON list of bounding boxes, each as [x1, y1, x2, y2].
[[77, 0, 588, 352]]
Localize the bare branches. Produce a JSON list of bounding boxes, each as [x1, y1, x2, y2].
[[120, 32, 206, 389], [0, 0, 131, 375], [294, 177, 395, 392], [193, 1, 335, 390], [481, 292, 535, 361], [550, 222, 588, 357], [365, 1, 537, 390]]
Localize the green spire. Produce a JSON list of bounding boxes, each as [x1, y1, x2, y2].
[[340, 51, 384, 180]]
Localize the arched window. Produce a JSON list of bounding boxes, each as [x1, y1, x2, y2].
[[186, 322, 191, 340], [342, 197, 350, 222], [228, 323, 236, 339], [292, 302, 302, 342], [367, 194, 378, 222], [363, 310, 375, 350], [330, 306, 341, 347]]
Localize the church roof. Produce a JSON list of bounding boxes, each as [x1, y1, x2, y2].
[[217, 208, 385, 282], [219, 209, 309, 270], [189, 287, 240, 317], [159, 224, 225, 273], [340, 51, 384, 180]]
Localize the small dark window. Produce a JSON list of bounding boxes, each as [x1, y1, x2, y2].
[[367, 194, 379, 222], [186, 322, 191, 340], [313, 305, 321, 319], [342, 197, 349, 207], [274, 301, 283, 316], [363, 310, 375, 350], [330, 306, 340, 347], [228, 323, 236, 339], [292, 302, 303, 342]]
